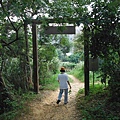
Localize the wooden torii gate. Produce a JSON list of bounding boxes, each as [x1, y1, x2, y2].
[[32, 19, 89, 96]]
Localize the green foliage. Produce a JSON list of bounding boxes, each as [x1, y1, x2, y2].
[[57, 49, 65, 61], [0, 91, 36, 120], [0, 43, 2, 49], [76, 84, 120, 120], [48, 57, 60, 74], [48, 0, 76, 19], [38, 56, 60, 87], [76, 0, 120, 102], [61, 62, 76, 71], [70, 62, 84, 82], [82, 0, 120, 58], [70, 62, 101, 83], [58, 35, 72, 55], [108, 71, 120, 102], [73, 33, 84, 54], [3, 57, 30, 91], [68, 53, 81, 63], [40, 74, 59, 91], [98, 51, 120, 101], [0, 0, 120, 119], [38, 44, 57, 62]]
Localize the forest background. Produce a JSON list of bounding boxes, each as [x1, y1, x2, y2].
[[0, 0, 120, 119]]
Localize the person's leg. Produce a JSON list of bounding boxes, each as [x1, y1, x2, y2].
[[58, 89, 63, 100], [64, 89, 68, 104], [57, 89, 63, 104]]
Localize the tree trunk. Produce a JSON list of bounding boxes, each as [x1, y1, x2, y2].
[[0, 71, 12, 114], [24, 21, 33, 90]]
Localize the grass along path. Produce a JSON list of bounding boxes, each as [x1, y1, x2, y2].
[[17, 75, 84, 120]]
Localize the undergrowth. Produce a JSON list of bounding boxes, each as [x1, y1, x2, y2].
[[40, 73, 60, 90], [0, 91, 36, 120], [69, 63, 84, 82], [76, 84, 120, 120], [40, 71, 73, 90], [0, 73, 61, 120], [69, 63, 101, 83]]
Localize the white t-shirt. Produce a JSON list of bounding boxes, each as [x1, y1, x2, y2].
[[57, 73, 69, 89]]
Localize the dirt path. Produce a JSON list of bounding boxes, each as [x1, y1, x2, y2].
[[18, 75, 84, 120]]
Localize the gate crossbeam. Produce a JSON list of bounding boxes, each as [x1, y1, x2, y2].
[[32, 19, 89, 95]]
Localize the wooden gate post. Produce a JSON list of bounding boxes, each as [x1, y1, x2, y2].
[[84, 26, 89, 96], [32, 22, 39, 93]]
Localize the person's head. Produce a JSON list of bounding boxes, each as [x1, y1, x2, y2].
[[60, 67, 65, 72]]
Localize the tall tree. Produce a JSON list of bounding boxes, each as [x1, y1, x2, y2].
[[80, 0, 120, 100]]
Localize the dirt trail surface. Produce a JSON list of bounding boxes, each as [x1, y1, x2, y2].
[[18, 75, 84, 120]]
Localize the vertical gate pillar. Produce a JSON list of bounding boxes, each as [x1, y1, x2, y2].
[[32, 22, 39, 93], [84, 27, 89, 96]]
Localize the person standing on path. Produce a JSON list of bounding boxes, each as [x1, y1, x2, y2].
[[56, 67, 72, 104]]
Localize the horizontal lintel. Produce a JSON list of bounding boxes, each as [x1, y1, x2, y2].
[[44, 26, 75, 34]]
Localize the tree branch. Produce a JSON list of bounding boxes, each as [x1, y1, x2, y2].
[[0, 1, 17, 31], [1, 38, 19, 46]]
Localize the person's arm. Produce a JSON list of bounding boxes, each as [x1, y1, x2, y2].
[[57, 75, 60, 83], [67, 81, 71, 89]]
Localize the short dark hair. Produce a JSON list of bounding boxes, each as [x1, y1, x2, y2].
[[60, 70, 65, 72]]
